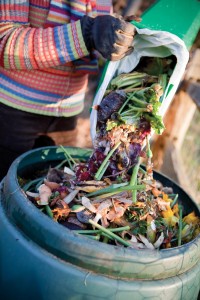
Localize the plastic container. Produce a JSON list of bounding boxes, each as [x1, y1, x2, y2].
[[0, 146, 200, 300]]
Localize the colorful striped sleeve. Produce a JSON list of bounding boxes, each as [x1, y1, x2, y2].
[[0, 1, 89, 70]]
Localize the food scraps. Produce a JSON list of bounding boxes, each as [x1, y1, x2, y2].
[[22, 57, 200, 250]]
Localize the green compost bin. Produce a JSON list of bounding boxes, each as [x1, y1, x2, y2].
[[0, 146, 200, 300]]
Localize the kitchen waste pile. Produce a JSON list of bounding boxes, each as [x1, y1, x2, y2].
[[22, 57, 200, 250]]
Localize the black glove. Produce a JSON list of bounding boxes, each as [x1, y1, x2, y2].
[[80, 15, 135, 61]]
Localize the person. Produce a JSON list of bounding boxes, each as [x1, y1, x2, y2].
[[0, 0, 135, 180]]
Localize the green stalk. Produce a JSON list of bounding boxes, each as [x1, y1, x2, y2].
[[83, 234, 100, 240], [110, 72, 149, 90], [36, 178, 46, 191], [120, 107, 150, 116], [130, 160, 140, 203], [45, 205, 54, 219], [87, 184, 145, 198], [91, 191, 123, 200], [75, 226, 130, 234], [59, 145, 76, 168], [122, 82, 144, 89], [109, 72, 158, 92], [101, 232, 114, 240], [79, 232, 114, 242], [129, 95, 149, 107], [120, 114, 137, 120], [146, 137, 153, 159], [95, 161, 110, 181], [139, 166, 146, 175], [123, 87, 144, 93], [23, 177, 44, 192], [94, 142, 121, 181], [118, 93, 135, 114], [178, 205, 183, 246], [158, 74, 168, 101], [55, 158, 69, 169], [89, 220, 131, 247], [170, 194, 179, 208], [103, 235, 109, 243]]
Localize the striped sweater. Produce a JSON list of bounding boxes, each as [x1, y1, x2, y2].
[[0, 0, 111, 116]]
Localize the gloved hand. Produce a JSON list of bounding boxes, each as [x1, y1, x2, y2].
[[80, 15, 135, 61]]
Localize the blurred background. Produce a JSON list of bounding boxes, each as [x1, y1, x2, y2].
[[46, 0, 200, 205]]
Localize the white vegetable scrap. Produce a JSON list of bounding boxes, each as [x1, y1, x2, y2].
[[81, 196, 97, 213], [63, 190, 79, 204], [64, 166, 75, 176], [37, 184, 52, 205]]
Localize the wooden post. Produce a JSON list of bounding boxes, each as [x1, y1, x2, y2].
[[151, 48, 200, 203]]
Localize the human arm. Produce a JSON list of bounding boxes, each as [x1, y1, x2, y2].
[[0, 1, 135, 70], [0, 0, 89, 70]]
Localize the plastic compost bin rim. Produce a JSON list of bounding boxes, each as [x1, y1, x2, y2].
[[2, 146, 200, 280]]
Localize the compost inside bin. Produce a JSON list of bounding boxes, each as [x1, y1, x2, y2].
[[20, 145, 200, 251]]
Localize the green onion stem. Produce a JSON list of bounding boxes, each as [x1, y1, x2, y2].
[[95, 142, 121, 181], [139, 167, 146, 175], [78, 232, 114, 241], [89, 220, 131, 247], [55, 158, 69, 169], [123, 87, 144, 93], [59, 145, 76, 168], [103, 235, 109, 243], [158, 74, 168, 101], [95, 161, 110, 181], [170, 194, 179, 208], [129, 95, 149, 107], [90, 183, 128, 200], [101, 232, 114, 240], [75, 226, 130, 234], [130, 160, 140, 203], [83, 235, 100, 240], [146, 137, 153, 158], [36, 178, 46, 191], [126, 82, 144, 89], [23, 177, 44, 192], [110, 73, 148, 90], [87, 184, 145, 198], [118, 93, 135, 114], [45, 205, 54, 219], [121, 107, 150, 116], [178, 205, 183, 246], [91, 191, 123, 200]]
